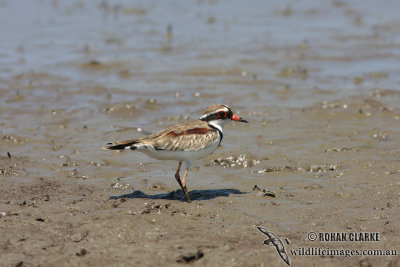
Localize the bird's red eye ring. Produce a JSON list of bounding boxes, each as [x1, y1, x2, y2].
[[218, 111, 227, 118]]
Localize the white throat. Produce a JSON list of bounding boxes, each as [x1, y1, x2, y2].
[[208, 119, 228, 133]]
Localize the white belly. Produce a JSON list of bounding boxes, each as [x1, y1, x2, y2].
[[139, 138, 220, 163]]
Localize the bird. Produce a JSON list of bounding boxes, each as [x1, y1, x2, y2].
[[103, 104, 248, 202], [257, 226, 291, 266]]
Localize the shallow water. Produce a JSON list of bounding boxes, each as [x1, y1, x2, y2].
[[1, 1, 400, 266]]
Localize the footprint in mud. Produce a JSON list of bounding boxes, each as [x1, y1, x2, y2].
[[176, 249, 204, 263]]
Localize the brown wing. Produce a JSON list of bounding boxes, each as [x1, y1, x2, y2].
[[139, 120, 219, 151]]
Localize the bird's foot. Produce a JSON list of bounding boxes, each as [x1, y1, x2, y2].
[[183, 190, 192, 203]]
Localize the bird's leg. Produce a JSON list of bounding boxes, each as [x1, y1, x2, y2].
[[181, 169, 191, 203], [174, 161, 187, 201], [174, 161, 183, 188], [174, 161, 191, 202]]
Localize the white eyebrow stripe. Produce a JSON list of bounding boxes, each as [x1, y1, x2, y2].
[[202, 110, 223, 117], [200, 108, 228, 118]]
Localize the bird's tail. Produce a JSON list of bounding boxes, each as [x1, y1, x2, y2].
[[103, 139, 138, 150]]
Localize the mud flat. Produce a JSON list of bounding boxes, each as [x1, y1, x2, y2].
[[2, 93, 399, 266], [1, 0, 400, 266]]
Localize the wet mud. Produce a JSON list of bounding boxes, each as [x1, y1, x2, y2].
[[1, 0, 400, 266]]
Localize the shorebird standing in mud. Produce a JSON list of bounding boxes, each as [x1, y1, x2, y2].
[[103, 104, 248, 202]]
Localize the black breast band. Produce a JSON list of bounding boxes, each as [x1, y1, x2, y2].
[[209, 124, 223, 145]]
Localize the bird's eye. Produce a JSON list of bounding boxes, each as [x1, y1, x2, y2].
[[218, 111, 227, 118]]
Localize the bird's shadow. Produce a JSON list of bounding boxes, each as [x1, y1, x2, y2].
[[110, 188, 247, 202]]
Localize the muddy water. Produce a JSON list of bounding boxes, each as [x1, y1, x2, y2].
[[1, 1, 400, 266]]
